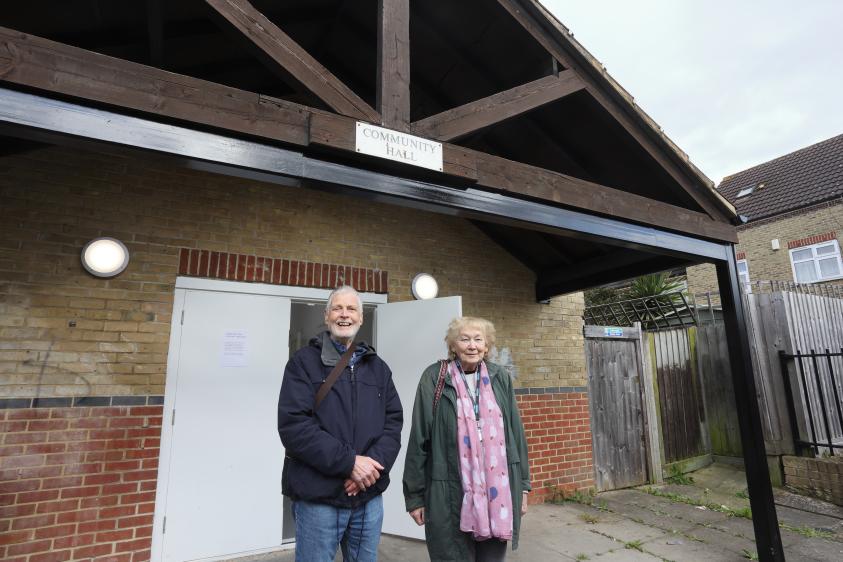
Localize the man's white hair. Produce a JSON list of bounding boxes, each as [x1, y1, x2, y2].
[[325, 285, 363, 313]]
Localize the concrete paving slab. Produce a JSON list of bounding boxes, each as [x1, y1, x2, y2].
[[676, 524, 758, 559], [228, 463, 843, 562], [612, 493, 732, 527], [509, 526, 624, 560], [642, 534, 750, 562], [782, 535, 843, 562], [588, 546, 663, 560], [776, 503, 843, 536]]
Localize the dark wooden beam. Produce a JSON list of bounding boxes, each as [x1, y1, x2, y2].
[[413, 71, 584, 141], [0, 27, 736, 243], [0, 26, 311, 147], [205, 0, 380, 122], [0, 86, 732, 271], [377, 0, 411, 130], [307, 111, 736, 242], [146, 0, 165, 67], [410, 13, 593, 180], [497, 0, 736, 224]]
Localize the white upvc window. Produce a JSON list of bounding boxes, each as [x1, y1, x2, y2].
[[737, 259, 750, 286], [789, 240, 843, 283]]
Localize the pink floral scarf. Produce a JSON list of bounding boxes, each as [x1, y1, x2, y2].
[[450, 360, 513, 541]]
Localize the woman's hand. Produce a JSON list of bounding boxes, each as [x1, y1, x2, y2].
[[409, 507, 425, 526], [521, 491, 529, 516]]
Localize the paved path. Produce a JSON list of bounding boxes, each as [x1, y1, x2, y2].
[[238, 464, 843, 561]]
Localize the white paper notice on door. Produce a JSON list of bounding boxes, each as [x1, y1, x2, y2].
[[221, 330, 249, 367]]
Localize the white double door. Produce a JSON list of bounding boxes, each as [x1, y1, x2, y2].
[[152, 280, 460, 562]]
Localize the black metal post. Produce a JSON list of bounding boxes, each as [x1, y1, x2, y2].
[[825, 350, 843, 442], [795, 352, 820, 456], [715, 252, 784, 562], [810, 350, 835, 453], [778, 351, 804, 455]]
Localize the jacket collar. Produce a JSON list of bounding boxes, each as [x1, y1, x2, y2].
[[315, 331, 375, 367]]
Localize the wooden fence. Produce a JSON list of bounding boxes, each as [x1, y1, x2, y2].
[[585, 324, 708, 491], [695, 287, 843, 458], [584, 285, 843, 492]]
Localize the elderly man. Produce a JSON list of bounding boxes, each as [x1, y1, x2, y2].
[[278, 285, 403, 562]]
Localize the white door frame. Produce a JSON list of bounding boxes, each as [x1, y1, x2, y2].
[[152, 277, 387, 562]]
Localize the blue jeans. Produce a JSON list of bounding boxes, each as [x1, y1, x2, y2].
[[292, 495, 383, 562]]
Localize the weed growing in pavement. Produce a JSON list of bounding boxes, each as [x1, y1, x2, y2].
[[579, 513, 600, 524], [575, 554, 590, 560], [742, 549, 759, 560], [732, 507, 752, 519], [735, 489, 750, 500], [779, 523, 835, 539], [624, 539, 644, 552], [642, 487, 752, 519], [545, 483, 596, 505], [665, 465, 695, 485]]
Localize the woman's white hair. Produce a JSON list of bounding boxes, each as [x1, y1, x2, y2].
[[444, 316, 496, 360], [325, 285, 363, 313]]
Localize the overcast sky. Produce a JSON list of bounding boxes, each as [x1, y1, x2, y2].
[[541, 0, 843, 184]]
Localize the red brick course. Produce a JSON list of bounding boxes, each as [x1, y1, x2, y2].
[[515, 392, 595, 504], [178, 248, 388, 293], [787, 230, 837, 249], [0, 406, 161, 562]]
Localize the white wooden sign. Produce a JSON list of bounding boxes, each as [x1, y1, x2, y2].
[[355, 122, 443, 172]]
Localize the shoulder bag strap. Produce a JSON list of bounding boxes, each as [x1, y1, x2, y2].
[[432, 359, 448, 414], [314, 343, 357, 411]]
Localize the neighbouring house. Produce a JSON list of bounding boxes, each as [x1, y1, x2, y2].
[[0, 1, 785, 561], [688, 133, 843, 295]]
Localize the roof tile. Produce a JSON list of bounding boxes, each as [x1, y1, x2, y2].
[[718, 134, 843, 221]]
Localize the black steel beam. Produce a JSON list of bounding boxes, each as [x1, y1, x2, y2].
[[0, 86, 730, 266], [716, 253, 784, 562]]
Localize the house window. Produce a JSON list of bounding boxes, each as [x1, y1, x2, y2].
[[789, 240, 843, 283], [736, 186, 754, 198], [737, 259, 750, 285]]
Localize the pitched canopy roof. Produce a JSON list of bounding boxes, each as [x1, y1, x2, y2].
[[0, 0, 740, 297], [719, 133, 843, 222]]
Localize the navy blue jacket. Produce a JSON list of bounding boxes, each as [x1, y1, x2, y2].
[[278, 331, 403, 507]]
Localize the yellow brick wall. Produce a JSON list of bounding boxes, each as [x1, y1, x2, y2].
[[0, 147, 586, 398], [686, 202, 843, 295]]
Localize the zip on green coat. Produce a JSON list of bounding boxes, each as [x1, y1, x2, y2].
[[403, 361, 531, 562]]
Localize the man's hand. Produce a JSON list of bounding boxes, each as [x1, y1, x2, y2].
[[522, 491, 529, 516], [344, 478, 361, 496], [409, 507, 425, 526], [351, 455, 384, 490]]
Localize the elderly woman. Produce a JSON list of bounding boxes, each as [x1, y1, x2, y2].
[[403, 316, 530, 562]]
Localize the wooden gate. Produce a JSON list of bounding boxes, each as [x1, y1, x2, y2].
[[650, 328, 708, 463], [585, 325, 659, 491]]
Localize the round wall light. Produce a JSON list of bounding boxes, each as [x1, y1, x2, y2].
[[411, 273, 439, 300], [81, 237, 130, 278]]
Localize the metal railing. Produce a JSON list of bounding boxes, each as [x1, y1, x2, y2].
[[779, 349, 843, 456], [583, 292, 696, 331]]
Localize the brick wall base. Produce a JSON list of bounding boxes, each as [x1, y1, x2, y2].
[[516, 390, 595, 504], [1, 393, 594, 557], [0, 405, 162, 562], [783, 455, 843, 506]]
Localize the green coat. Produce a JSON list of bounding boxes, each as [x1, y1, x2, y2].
[[403, 361, 531, 562]]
